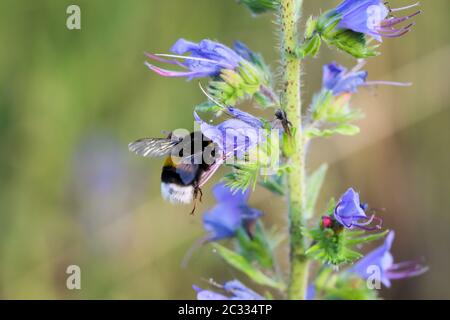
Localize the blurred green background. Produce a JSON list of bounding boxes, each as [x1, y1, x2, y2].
[[1, 0, 449, 299]]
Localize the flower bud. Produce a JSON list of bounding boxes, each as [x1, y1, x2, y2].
[[321, 215, 334, 229]]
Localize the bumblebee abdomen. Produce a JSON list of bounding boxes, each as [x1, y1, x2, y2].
[[160, 182, 195, 204], [160, 160, 201, 204]]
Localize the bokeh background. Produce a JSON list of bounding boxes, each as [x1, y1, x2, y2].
[[1, 0, 449, 299]]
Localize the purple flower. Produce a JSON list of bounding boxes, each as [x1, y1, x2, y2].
[[349, 231, 428, 287], [322, 62, 368, 96], [322, 62, 412, 97], [233, 41, 254, 62], [194, 280, 264, 300], [334, 188, 382, 230], [333, 0, 421, 42], [232, 41, 265, 68], [306, 284, 316, 300], [226, 106, 264, 130], [194, 109, 263, 159], [203, 183, 262, 241], [145, 39, 243, 80]]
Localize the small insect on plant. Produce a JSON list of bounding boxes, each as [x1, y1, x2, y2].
[[274, 109, 292, 137]]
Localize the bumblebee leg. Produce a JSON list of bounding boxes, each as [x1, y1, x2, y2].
[[190, 186, 201, 215], [189, 201, 197, 216]]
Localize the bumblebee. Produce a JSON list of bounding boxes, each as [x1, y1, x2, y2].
[[128, 131, 220, 211]]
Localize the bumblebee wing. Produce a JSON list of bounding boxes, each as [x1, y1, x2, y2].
[[128, 138, 179, 158], [198, 159, 223, 188], [179, 139, 217, 164]]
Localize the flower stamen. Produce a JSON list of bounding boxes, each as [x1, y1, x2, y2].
[[389, 2, 420, 13]]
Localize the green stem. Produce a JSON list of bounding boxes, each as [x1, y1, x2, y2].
[[279, 0, 309, 300]]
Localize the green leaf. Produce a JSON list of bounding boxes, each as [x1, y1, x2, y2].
[[310, 90, 333, 121], [325, 197, 337, 215], [296, 34, 321, 58], [333, 124, 360, 136], [306, 226, 388, 266], [306, 124, 360, 139], [321, 275, 380, 300], [254, 91, 275, 109], [304, 16, 318, 39], [305, 164, 328, 219], [310, 89, 363, 125], [324, 29, 379, 59], [239, 0, 279, 14], [324, 109, 363, 124], [318, 12, 341, 35], [223, 163, 260, 193], [259, 174, 285, 196], [307, 35, 322, 57], [306, 228, 360, 265], [315, 10, 379, 59], [212, 243, 285, 290], [236, 222, 274, 269], [282, 128, 296, 156], [346, 229, 389, 246], [194, 101, 223, 113]]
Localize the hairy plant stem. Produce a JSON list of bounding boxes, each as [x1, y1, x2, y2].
[[279, 0, 309, 300]]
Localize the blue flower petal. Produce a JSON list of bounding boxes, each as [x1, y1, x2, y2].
[[195, 112, 260, 158], [203, 203, 242, 241], [349, 231, 395, 286], [322, 62, 368, 95], [201, 183, 262, 241], [197, 290, 229, 300], [213, 183, 249, 204], [170, 38, 199, 55], [226, 107, 264, 129], [147, 38, 243, 79], [334, 0, 389, 42], [194, 280, 264, 300], [233, 41, 254, 61], [223, 280, 265, 300], [334, 188, 367, 228]]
